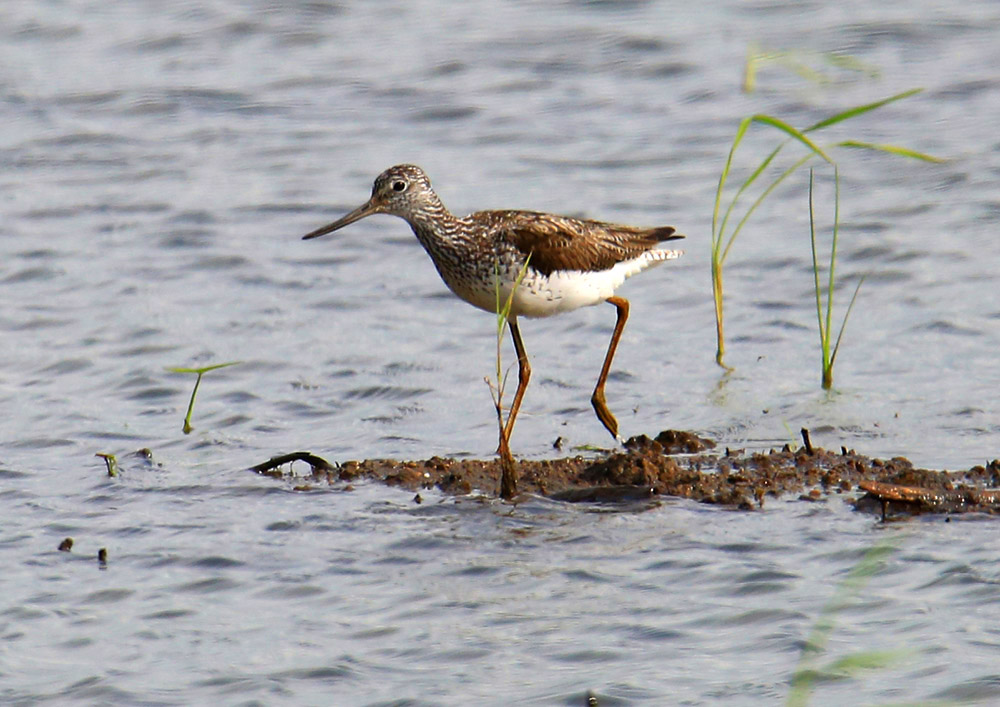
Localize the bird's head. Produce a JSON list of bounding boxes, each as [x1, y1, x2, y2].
[[302, 164, 439, 240]]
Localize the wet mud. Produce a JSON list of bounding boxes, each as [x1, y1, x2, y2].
[[250, 430, 1000, 518]]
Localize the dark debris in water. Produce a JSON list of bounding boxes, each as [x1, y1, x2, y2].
[[249, 431, 1000, 517]]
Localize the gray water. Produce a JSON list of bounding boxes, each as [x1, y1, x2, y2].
[[2, 1, 1000, 704]]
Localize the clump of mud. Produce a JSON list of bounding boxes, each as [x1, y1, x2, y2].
[[250, 430, 1000, 517]]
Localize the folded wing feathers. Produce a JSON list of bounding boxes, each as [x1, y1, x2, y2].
[[495, 211, 683, 277]]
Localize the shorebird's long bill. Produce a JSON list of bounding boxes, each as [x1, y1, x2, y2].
[[302, 200, 379, 240]]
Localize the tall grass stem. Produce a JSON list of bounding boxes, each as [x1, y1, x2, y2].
[[710, 88, 937, 368]]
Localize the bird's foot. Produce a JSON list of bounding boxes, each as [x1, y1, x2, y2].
[[591, 392, 621, 444]]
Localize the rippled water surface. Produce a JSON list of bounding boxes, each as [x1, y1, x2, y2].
[[3, 0, 1000, 704]]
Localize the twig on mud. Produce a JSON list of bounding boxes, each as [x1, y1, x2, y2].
[[249, 451, 337, 477], [800, 428, 814, 455]]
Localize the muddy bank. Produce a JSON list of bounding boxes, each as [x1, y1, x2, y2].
[[250, 430, 1000, 517]]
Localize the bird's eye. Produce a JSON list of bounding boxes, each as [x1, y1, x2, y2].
[[392, 180, 407, 192]]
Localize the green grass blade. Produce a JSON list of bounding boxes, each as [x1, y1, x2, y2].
[[712, 89, 926, 372], [96, 452, 119, 478], [822, 53, 880, 78], [780, 57, 828, 85], [712, 113, 829, 368], [166, 361, 242, 375], [743, 45, 759, 93], [166, 361, 241, 434], [493, 258, 504, 395], [804, 88, 923, 132], [495, 254, 531, 324], [823, 649, 911, 676], [717, 141, 786, 259], [494, 258, 504, 333], [715, 115, 831, 261], [490, 254, 531, 413], [746, 47, 880, 90], [833, 140, 945, 163], [722, 152, 814, 264], [751, 114, 833, 162], [829, 273, 867, 368], [182, 373, 202, 434], [717, 90, 927, 258], [825, 167, 840, 368], [786, 537, 901, 707], [808, 170, 826, 350], [713, 115, 755, 250]]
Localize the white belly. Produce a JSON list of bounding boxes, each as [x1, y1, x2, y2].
[[440, 249, 682, 318]]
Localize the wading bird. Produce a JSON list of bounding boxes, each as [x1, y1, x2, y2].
[[303, 164, 684, 445]]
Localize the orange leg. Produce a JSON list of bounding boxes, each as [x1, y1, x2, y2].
[[591, 296, 629, 442], [502, 316, 532, 445]]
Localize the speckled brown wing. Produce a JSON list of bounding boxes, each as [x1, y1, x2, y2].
[[487, 211, 682, 276]]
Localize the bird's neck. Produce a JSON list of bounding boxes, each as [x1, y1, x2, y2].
[[405, 201, 475, 254]]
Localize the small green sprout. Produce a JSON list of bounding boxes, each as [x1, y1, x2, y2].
[[165, 361, 241, 434], [96, 452, 119, 477]]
